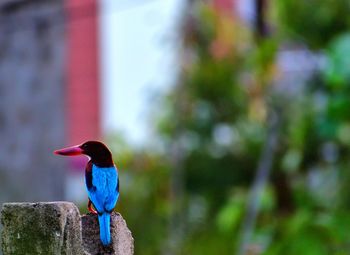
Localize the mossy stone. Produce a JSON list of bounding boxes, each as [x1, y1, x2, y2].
[[1, 202, 83, 255]]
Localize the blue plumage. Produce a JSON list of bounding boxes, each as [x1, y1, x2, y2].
[[87, 164, 119, 245], [55, 141, 119, 246], [98, 213, 111, 246]]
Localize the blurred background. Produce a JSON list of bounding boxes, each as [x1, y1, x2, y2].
[[1, 0, 350, 254]]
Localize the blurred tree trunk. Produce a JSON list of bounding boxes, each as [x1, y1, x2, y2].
[[165, 1, 190, 255], [237, 108, 281, 255], [167, 126, 186, 255], [237, 0, 280, 254], [255, 0, 268, 40]]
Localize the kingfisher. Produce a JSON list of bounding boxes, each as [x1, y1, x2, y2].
[[54, 141, 119, 246]]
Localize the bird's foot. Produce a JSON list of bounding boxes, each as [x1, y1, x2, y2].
[[88, 200, 98, 214], [88, 206, 98, 214]]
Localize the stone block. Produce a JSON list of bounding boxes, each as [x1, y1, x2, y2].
[[1, 202, 83, 255], [82, 213, 134, 255], [0, 202, 134, 255]]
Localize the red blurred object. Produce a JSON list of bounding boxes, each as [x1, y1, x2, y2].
[[213, 0, 234, 14], [65, 0, 101, 172], [66, 0, 101, 145]]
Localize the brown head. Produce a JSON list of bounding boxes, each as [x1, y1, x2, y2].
[[54, 141, 113, 167]]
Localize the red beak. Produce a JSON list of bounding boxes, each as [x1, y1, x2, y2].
[[54, 145, 84, 156]]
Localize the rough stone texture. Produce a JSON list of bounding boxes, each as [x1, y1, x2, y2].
[[82, 213, 134, 255], [0, 202, 134, 255], [1, 202, 83, 255]]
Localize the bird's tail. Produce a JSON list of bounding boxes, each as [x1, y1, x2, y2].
[[98, 213, 111, 246]]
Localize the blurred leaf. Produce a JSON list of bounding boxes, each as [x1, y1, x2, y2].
[[324, 34, 350, 87], [282, 149, 302, 173], [216, 191, 246, 233], [276, 0, 350, 49]]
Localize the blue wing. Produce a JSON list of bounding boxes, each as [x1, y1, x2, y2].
[[86, 164, 119, 213]]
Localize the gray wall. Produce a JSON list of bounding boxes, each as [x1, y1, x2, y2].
[[0, 0, 66, 203]]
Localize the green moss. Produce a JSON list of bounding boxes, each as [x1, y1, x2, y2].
[[1, 202, 83, 255], [2, 205, 59, 254]]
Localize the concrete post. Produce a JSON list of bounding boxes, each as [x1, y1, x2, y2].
[[0, 202, 134, 255], [82, 213, 134, 255]]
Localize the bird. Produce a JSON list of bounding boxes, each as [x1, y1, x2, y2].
[[54, 141, 119, 246]]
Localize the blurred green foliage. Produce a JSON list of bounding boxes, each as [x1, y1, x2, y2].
[[109, 1, 350, 254], [275, 0, 350, 49]]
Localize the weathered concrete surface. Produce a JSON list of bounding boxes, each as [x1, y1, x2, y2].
[[1, 202, 83, 255], [1, 202, 134, 255], [82, 212, 134, 255]]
